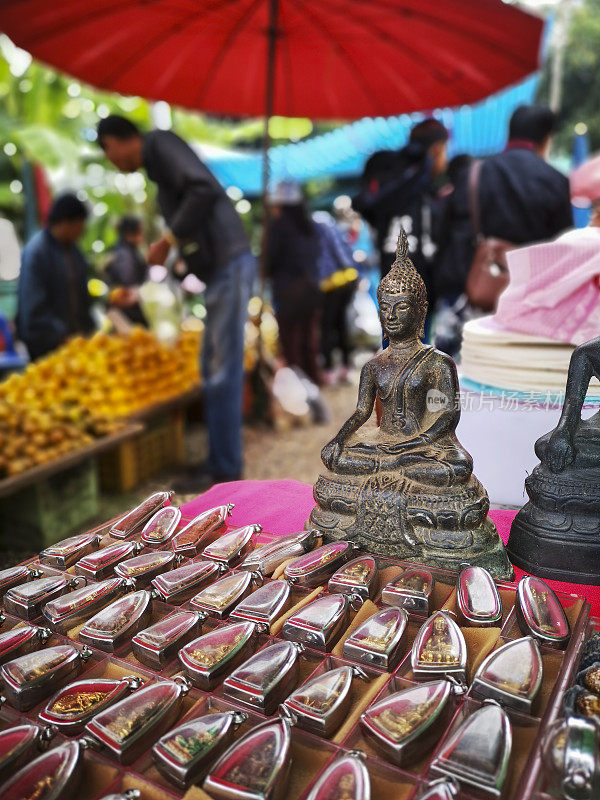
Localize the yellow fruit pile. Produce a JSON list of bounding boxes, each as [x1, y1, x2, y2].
[[0, 402, 102, 478], [0, 329, 200, 478], [1, 328, 201, 420]]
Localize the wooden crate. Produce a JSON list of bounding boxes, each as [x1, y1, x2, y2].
[[98, 412, 185, 493], [0, 458, 99, 550]]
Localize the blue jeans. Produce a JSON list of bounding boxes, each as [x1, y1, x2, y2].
[[202, 250, 256, 477]]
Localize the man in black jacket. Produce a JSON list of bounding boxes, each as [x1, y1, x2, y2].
[[98, 116, 255, 489], [17, 193, 94, 360], [478, 105, 573, 243]]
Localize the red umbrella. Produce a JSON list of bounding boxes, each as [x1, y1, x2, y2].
[[0, 0, 544, 292], [0, 0, 543, 120]]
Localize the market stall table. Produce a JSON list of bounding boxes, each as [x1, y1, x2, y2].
[[0, 424, 143, 500], [0, 479, 596, 800], [181, 479, 600, 618]]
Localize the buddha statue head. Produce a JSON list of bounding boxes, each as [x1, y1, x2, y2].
[[377, 229, 428, 341]]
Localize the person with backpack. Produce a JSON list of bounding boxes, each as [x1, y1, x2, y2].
[[97, 116, 255, 490], [352, 118, 449, 331]]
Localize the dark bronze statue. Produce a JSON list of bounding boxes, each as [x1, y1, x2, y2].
[[309, 230, 513, 579], [508, 337, 600, 584]]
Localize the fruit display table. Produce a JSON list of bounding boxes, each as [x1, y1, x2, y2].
[[0, 424, 143, 500]]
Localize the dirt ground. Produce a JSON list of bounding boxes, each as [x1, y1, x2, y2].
[[87, 369, 362, 524]]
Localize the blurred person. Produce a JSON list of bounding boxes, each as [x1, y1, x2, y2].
[[104, 215, 148, 325], [313, 210, 357, 384], [97, 115, 255, 490], [16, 193, 94, 360], [477, 105, 573, 244], [267, 182, 322, 386], [433, 154, 476, 357], [352, 118, 449, 317]]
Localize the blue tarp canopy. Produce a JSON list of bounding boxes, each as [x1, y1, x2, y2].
[[202, 74, 539, 197]]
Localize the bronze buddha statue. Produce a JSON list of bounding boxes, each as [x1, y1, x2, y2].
[[309, 230, 512, 579], [508, 337, 600, 584]]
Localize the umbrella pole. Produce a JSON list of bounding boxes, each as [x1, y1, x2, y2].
[[257, 0, 279, 348]]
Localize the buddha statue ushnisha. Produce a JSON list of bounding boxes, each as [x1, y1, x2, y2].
[[309, 230, 513, 579]]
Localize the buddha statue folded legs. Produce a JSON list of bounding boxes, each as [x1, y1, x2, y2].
[[508, 337, 600, 585], [308, 230, 513, 579]]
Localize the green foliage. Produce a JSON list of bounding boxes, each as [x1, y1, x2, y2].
[[538, 0, 600, 152], [0, 35, 314, 266]]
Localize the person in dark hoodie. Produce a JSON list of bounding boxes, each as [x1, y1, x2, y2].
[[17, 193, 94, 360], [352, 118, 449, 318]]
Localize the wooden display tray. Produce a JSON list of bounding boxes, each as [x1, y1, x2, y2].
[[2, 513, 593, 800]]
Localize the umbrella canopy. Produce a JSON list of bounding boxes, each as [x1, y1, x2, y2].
[[0, 0, 543, 120]]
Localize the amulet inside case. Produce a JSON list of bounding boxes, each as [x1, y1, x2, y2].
[[1, 644, 92, 711], [84, 678, 191, 765], [178, 620, 258, 690], [0, 723, 55, 783], [171, 504, 234, 557], [0, 624, 51, 666], [74, 541, 142, 581], [39, 675, 142, 734], [42, 577, 131, 634], [1, 741, 85, 800], [79, 589, 153, 652], [152, 710, 247, 789], [327, 555, 378, 600], [283, 541, 357, 588], [283, 665, 369, 737], [4, 575, 83, 620], [109, 491, 173, 539], [343, 606, 408, 670], [361, 679, 457, 766], [189, 570, 258, 619], [381, 567, 434, 615], [131, 609, 205, 669], [151, 560, 223, 604], [203, 716, 292, 800], [222, 640, 303, 714], [281, 592, 359, 652], [229, 579, 291, 632], [39, 532, 101, 569]]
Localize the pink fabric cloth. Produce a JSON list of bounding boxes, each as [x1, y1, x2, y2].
[[181, 479, 600, 617], [571, 153, 600, 202], [495, 227, 600, 345]]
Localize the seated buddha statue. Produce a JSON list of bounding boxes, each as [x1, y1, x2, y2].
[[508, 337, 600, 585], [309, 230, 512, 579]]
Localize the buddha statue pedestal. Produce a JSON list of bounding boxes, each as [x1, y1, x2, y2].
[[308, 231, 513, 580], [508, 338, 600, 585]]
